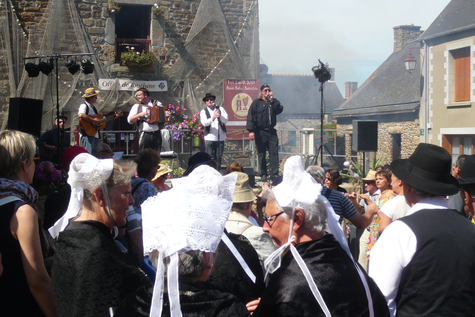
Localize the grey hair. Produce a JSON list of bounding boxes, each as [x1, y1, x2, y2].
[[149, 249, 210, 279], [306, 165, 325, 184], [263, 189, 327, 233], [231, 202, 250, 213]]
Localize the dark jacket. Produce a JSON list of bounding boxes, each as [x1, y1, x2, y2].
[[253, 234, 389, 317], [246, 97, 283, 132], [51, 220, 152, 317]]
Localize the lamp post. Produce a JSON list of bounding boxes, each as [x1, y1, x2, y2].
[[405, 53, 416, 73]]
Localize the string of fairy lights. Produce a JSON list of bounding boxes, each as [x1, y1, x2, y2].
[[194, 0, 258, 92], [1, 0, 259, 99]]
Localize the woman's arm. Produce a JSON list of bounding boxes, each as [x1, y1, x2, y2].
[[11, 204, 58, 317]]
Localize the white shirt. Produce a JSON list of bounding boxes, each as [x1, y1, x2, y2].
[[127, 100, 162, 132], [369, 196, 449, 317], [200, 105, 228, 141], [78, 101, 99, 138], [380, 195, 410, 221]]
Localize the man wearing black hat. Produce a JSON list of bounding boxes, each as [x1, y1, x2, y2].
[[200, 93, 228, 172], [246, 84, 283, 182], [369, 143, 475, 317]]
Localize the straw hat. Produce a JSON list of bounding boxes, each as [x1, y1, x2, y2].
[[232, 172, 255, 203], [82, 88, 100, 98], [362, 170, 377, 181], [152, 164, 172, 182]]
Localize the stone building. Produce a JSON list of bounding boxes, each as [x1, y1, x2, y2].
[[333, 25, 423, 165], [418, 0, 475, 162], [0, 0, 259, 156]]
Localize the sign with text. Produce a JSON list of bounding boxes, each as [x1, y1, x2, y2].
[[223, 79, 260, 140], [99, 79, 168, 92]]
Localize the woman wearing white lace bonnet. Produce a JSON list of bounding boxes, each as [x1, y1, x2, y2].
[[48, 154, 153, 316], [249, 155, 389, 317], [141, 165, 250, 317]]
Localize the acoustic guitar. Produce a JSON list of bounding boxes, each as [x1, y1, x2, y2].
[[79, 111, 123, 136]]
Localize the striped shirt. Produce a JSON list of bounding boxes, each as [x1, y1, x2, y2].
[[321, 187, 358, 219]]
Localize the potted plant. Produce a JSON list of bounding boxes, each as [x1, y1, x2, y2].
[[106, 0, 120, 13], [152, 3, 166, 18], [120, 46, 155, 67]]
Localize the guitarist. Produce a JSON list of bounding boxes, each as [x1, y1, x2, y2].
[[78, 88, 119, 153], [127, 88, 165, 152]]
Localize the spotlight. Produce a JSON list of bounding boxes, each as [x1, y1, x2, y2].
[[38, 58, 54, 75], [65, 59, 80, 75], [81, 59, 94, 74], [311, 59, 331, 83], [25, 62, 40, 77]]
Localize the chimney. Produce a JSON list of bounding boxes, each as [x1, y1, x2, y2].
[[393, 24, 421, 52], [345, 81, 358, 99]]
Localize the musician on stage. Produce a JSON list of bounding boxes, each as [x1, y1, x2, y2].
[[78, 88, 118, 153], [37, 115, 70, 164], [127, 88, 166, 152], [246, 84, 283, 183], [200, 92, 228, 172]]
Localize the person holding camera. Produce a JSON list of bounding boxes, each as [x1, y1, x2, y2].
[[246, 84, 283, 183]]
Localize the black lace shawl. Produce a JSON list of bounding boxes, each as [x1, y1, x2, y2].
[[253, 234, 390, 317], [51, 220, 152, 317]]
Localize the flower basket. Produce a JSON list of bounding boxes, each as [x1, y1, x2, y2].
[[164, 104, 204, 145], [121, 47, 155, 67], [152, 4, 166, 18]]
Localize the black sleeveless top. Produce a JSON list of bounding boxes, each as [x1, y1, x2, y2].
[[0, 199, 45, 316]]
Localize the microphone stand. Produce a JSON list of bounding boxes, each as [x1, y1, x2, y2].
[[215, 103, 221, 171]]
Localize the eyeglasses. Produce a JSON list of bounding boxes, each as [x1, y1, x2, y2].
[[263, 89, 271, 92], [205, 99, 214, 102], [263, 211, 284, 226]]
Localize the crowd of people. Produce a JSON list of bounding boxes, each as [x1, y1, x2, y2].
[[3, 85, 475, 316]]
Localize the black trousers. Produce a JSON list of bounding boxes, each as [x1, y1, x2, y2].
[[138, 130, 162, 152], [255, 129, 279, 177]]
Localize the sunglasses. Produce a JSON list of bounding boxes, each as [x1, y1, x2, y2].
[[205, 99, 214, 102], [263, 89, 271, 92]]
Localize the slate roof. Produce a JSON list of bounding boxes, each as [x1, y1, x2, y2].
[[333, 42, 421, 118], [418, 0, 475, 41], [265, 74, 344, 118]]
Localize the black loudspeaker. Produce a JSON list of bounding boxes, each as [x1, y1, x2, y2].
[[352, 120, 378, 152], [8, 97, 43, 137], [244, 167, 255, 188]]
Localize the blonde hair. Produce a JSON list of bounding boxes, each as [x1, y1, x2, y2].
[[0, 130, 36, 179]]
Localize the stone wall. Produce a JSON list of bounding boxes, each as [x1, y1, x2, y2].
[[337, 119, 420, 166], [393, 24, 421, 53]]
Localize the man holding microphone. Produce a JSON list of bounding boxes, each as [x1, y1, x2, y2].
[[246, 84, 283, 183], [200, 92, 228, 172]]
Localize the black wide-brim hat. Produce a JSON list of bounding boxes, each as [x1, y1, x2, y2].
[[202, 93, 216, 102], [458, 155, 475, 186], [390, 143, 459, 196]]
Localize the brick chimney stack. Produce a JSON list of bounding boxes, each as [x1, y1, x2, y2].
[[345, 82, 358, 99], [393, 24, 422, 52]]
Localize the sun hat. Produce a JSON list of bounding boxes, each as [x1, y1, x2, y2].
[[457, 155, 475, 186], [82, 87, 100, 98], [362, 170, 377, 181], [391, 143, 459, 196], [151, 164, 172, 182], [232, 172, 255, 203]]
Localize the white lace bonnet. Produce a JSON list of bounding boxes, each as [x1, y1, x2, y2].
[[265, 156, 375, 317], [49, 153, 114, 238], [141, 165, 237, 317]]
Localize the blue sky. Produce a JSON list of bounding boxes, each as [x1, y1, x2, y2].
[[258, 0, 451, 94]]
